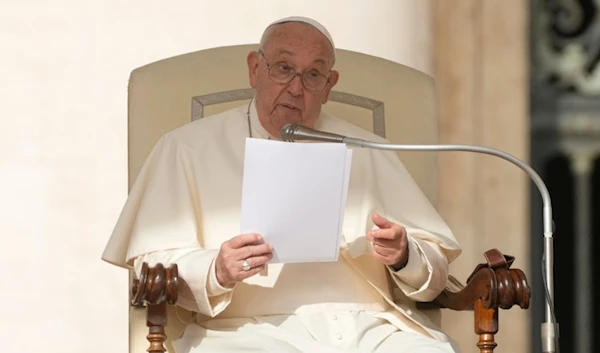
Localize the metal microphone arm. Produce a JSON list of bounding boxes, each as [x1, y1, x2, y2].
[[281, 124, 558, 353]]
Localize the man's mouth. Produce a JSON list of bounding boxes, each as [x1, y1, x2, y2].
[[280, 103, 300, 111]]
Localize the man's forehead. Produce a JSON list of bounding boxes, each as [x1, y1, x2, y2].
[[273, 48, 328, 65], [264, 16, 335, 51]]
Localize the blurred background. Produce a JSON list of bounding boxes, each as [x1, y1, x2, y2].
[[0, 1, 597, 352]]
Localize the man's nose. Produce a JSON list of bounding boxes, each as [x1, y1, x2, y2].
[[286, 74, 304, 96]]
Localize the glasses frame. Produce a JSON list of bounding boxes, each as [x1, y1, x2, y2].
[[258, 50, 331, 92]]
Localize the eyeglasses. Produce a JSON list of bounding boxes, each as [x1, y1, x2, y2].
[[259, 50, 331, 91]]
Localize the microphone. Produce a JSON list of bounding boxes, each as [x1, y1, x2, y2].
[[280, 123, 366, 145], [281, 123, 559, 353]]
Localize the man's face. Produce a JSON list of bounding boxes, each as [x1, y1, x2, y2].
[[247, 22, 339, 138]]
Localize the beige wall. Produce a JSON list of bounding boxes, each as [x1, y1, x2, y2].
[[1, 0, 530, 351], [433, 1, 531, 352], [0, 1, 434, 352]]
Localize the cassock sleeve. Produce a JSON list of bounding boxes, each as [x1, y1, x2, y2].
[[371, 149, 462, 303], [386, 230, 450, 302], [101, 134, 234, 316]]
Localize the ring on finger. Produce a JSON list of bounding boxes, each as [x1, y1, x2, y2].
[[242, 259, 251, 271]]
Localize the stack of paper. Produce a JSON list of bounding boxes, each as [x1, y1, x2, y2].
[[240, 138, 353, 263]]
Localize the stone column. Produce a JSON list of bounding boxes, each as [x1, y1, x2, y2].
[[433, 1, 530, 352], [570, 152, 593, 353]]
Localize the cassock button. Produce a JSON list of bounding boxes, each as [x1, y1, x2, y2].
[[331, 314, 338, 320], [406, 309, 412, 315], [335, 333, 343, 340]]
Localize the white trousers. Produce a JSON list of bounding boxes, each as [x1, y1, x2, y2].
[[172, 310, 458, 353]]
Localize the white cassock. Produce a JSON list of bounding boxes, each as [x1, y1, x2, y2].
[[102, 98, 463, 353]]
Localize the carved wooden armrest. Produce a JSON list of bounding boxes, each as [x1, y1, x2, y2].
[[131, 249, 531, 353], [131, 262, 179, 353], [417, 248, 531, 352]]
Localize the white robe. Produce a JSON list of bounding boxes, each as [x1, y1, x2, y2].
[[102, 98, 463, 352]]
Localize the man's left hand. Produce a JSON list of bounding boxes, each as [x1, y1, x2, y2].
[[367, 213, 409, 270]]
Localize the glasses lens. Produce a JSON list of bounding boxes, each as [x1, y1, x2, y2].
[[269, 64, 295, 83], [302, 71, 327, 90], [267, 62, 328, 90]]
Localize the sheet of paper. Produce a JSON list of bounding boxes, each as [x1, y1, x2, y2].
[[240, 138, 353, 263]]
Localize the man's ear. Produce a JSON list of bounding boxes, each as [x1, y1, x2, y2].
[[247, 51, 260, 88], [322, 70, 339, 104]]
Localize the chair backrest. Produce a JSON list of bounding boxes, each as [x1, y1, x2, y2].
[[128, 44, 438, 201], [127, 44, 440, 352]]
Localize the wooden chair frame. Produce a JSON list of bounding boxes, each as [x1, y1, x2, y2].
[[130, 248, 530, 353]]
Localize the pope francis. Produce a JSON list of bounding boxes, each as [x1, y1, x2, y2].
[[102, 16, 463, 353]]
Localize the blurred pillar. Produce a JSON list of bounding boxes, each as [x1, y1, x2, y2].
[[432, 1, 530, 352], [571, 152, 593, 353]]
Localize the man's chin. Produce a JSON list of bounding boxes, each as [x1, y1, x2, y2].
[[272, 114, 302, 127]]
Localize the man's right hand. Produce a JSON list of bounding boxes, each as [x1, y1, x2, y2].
[[215, 233, 273, 288]]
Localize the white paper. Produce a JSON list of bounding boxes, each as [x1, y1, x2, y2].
[[240, 138, 353, 263]]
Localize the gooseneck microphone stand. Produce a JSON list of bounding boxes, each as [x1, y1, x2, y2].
[[281, 124, 559, 353]]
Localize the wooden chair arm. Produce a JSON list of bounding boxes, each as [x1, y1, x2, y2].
[[131, 262, 179, 353], [417, 248, 531, 352], [131, 249, 531, 353]]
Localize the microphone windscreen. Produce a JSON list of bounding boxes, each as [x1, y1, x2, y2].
[[280, 124, 301, 141]]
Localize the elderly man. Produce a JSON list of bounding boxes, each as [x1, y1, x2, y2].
[[102, 16, 462, 353]]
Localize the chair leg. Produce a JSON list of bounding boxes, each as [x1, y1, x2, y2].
[[474, 299, 498, 353], [147, 302, 168, 353]]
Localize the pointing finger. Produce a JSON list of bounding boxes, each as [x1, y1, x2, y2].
[[370, 228, 399, 241], [372, 213, 394, 229]]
